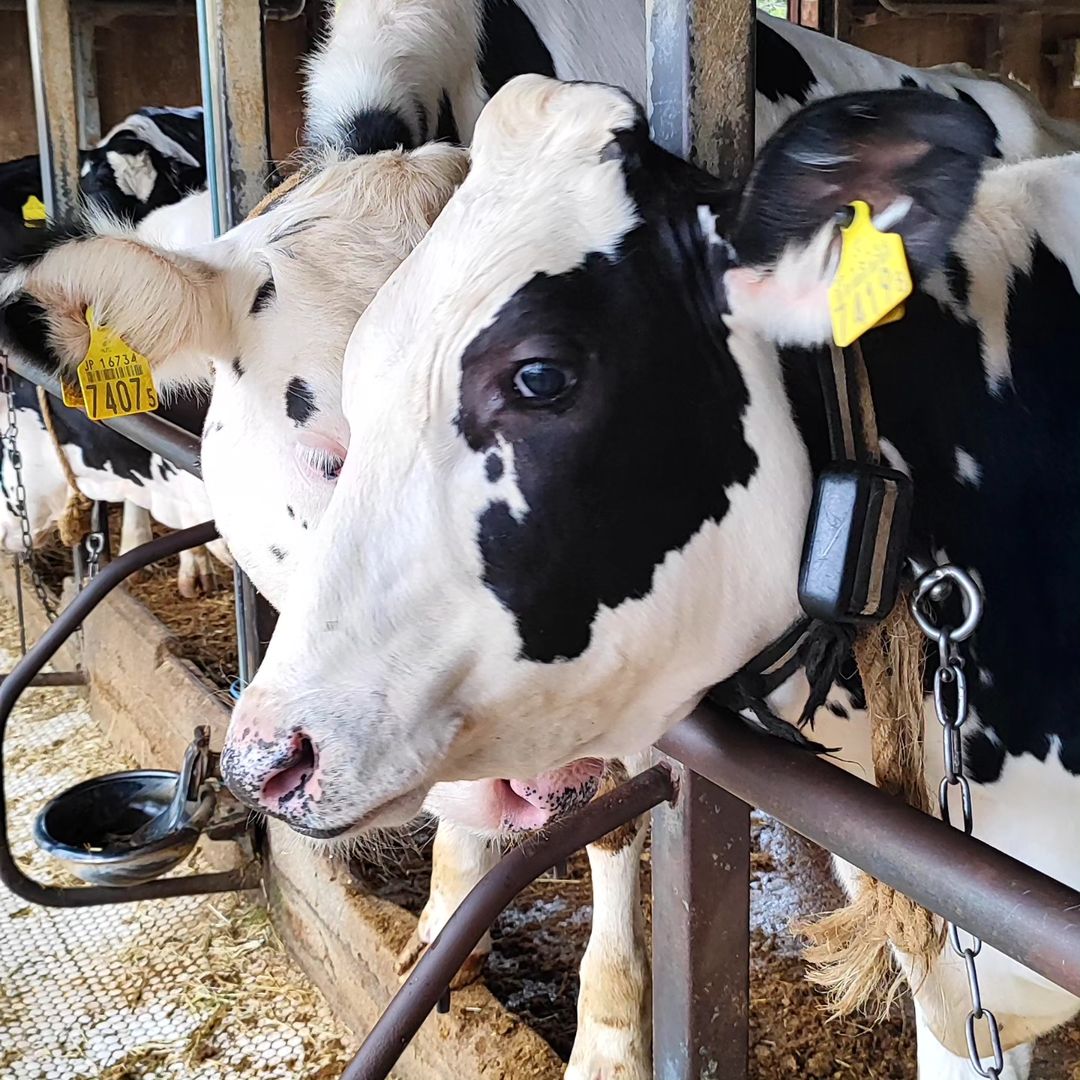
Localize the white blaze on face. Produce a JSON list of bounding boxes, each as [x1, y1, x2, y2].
[[232, 77, 811, 836]]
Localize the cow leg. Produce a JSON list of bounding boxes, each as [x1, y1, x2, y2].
[[118, 500, 152, 552], [395, 818, 499, 988], [566, 758, 650, 1080], [177, 545, 218, 598]]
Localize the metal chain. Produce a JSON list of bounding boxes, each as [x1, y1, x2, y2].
[[84, 531, 104, 579], [0, 348, 58, 623], [912, 564, 1003, 1079]]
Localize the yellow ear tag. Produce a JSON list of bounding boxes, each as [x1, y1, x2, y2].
[[828, 200, 913, 348], [77, 307, 159, 422], [60, 377, 84, 409], [21, 195, 46, 228]]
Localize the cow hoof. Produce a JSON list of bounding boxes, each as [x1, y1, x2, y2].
[[564, 1036, 650, 1080], [395, 931, 487, 989], [177, 575, 198, 599]]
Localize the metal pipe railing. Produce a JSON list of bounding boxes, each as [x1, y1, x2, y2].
[[0, 521, 262, 907], [657, 706, 1080, 996], [339, 704, 1080, 1080], [6, 355, 202, 477], [340, 764, 678, 1080]]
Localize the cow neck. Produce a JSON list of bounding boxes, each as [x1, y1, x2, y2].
[[708, 341, 892, 752]]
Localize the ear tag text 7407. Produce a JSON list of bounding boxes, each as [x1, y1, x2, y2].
[[77, 308, 159, 421], [828, 200, 912, 348]]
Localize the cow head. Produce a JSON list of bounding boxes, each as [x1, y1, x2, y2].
[[218, 78, 993, 841], [0, 144, 468, 608], [304, 0, 488, 153]]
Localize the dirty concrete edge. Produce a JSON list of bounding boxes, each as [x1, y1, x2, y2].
[[1, 563, 563, 1080]]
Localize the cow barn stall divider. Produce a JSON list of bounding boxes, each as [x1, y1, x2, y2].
[[7, 0, 1080, 1077]]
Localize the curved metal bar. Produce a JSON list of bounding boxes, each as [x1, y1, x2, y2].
[[340, 764, 677, 1080], [658, 705, 1080, 996], [0, 521, 263, 906]]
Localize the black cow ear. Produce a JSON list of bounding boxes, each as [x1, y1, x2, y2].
[[730, 89, 995, 281]]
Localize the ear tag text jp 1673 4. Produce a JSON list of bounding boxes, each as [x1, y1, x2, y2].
[[77, 307, 159, 421], [828, 200, 912, 348]]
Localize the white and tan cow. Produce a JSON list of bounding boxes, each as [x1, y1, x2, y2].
[[199, 80, 1077, 1079]]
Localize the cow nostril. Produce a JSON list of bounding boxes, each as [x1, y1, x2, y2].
[[260, 734, 318, 806]]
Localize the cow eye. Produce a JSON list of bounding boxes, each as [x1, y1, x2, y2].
[[512, 361, 575, 403]]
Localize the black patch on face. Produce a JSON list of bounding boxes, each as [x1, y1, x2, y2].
[[232, 356, 244, 379], [484, 452, 503, 482], [900, 74, 919, 89], [945, 251, 971, 309], [954, 89, 1002, 159], [477, 0, 556, 100], [250, 276, 276, 315], [285, 377, 317, 426], [826, 701, 848, 719], [286, 504, 295, 518], [270, 545, 286, 562], [340, 109, 416, 155], [157, 458, 177, 481], [755, 20, 816, 105], [455, 138, 757, 662], [301, 521, 309, 530]]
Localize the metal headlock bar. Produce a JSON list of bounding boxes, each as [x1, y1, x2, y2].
[[6, 356, 203, 478], [0, 521, 263, 907], [340, 704, 1080, 1080]]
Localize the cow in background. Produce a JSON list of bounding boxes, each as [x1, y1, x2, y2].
[[0, 106, 205, 232], [305, 2, 1079, 161]]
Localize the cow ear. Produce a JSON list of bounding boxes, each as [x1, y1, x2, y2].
[[723, 89, 995, 345], [0, 221, 247, 388]]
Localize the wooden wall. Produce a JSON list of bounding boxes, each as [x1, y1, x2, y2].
[[0, 8, 311, 163], [849, 6, 1080, 122]]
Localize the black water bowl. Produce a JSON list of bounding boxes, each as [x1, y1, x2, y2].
[[33, 770, 212, 887]]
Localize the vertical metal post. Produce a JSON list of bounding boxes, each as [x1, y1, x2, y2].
[[196, 0, 272, 231], [72, 9, 102, 149], [651, 758, 751, 1080], [25, 0, 82, 217], [195, 0, 272, 684], [647, 2, 755, 1076], [647, 0, 756, 182]]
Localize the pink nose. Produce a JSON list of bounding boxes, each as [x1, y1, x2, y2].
[[220, 720, 323, 822]]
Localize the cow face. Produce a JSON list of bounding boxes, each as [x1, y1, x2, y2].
[[220, 78, 994, 839], [0, 145, 468, 610]]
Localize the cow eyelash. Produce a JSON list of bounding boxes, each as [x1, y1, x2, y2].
[[298, 445, 344, 482]]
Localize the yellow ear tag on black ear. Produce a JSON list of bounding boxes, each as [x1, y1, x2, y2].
[[828, 200, 913, 348], [77, 307, 159, 422], [21, 195, 46, 228]]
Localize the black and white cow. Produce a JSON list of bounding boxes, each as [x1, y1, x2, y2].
[[203, 80, 1075, 1078], [0, 367, 230, 595], [0, 107, 205, 231], [6, 8, 1080, 1072], [0, 188, 225, 594], [306, 1, 1080, 161]]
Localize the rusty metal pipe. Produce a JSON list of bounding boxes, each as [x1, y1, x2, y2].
[[340, 764, 677, 1080], [5, 356, 203, 478], [0, 521, 263, 906], [659, 706, 1080, 995], [0, 671, 87, 687]]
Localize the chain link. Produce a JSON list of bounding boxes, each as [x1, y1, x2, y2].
[[0, 348, 58, 623], [912, 564, 1002, 1079]]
